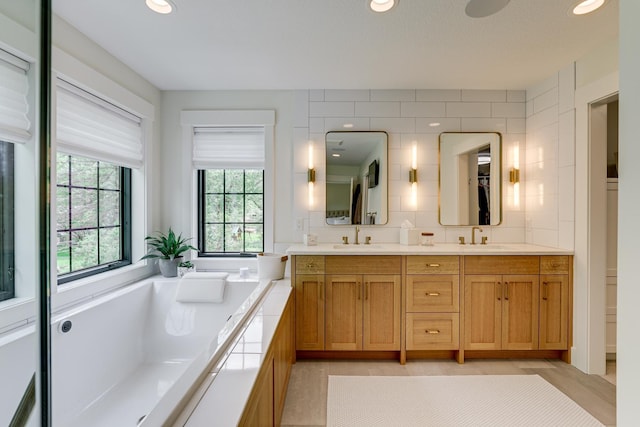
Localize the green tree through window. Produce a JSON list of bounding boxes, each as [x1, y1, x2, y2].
[[56, 153, 131, 282], [198, 169, 264, 255]]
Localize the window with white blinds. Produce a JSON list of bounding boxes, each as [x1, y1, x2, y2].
[[0, 49, 31, 144], [192, 127, 265, 169], [56, 79, 143, 169]]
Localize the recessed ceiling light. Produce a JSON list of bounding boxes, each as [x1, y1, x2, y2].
[[146, 0, 176, 14], [429, 122, 441, 127], [572, 0, 606, 15], [370, 0, 396, 13], [332, 153, 341, 158], [343, 123, 354, 128]]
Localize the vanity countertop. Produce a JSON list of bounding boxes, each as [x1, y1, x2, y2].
[[286, 243, 573, 256]]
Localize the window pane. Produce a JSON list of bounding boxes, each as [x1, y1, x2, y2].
[[71, 188, 98, 229], [225, 170, 243, 193], [206, 169, 223, 193], [205, 194, 223, 223], [99, 190, 120, 227], [205, 223, 223, 252], [245, 169, 263, 193], [56, 153, 69, 186], [99, 162, 119, 190], [56, 187, 69, 231], [244, 224, 263, 252], [71, 229, 98, 271], [225, 194, 244, 223], [99, 227, 120, 264], [224, 224, 243, 252], [245, 194, 263, 223], [71, 156, 97, 188], [56, 232, 71, 275]]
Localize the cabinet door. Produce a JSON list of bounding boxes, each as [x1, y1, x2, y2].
[[239, 355, 274, 427], [363, 275, 401, 350], [502, 275, 539, 350], [295, 275, 324, 351], [326, 275, 363, 351], [274, 297, 293, 426], [539, 274, 569, 350], [464, 275, 502, 350]]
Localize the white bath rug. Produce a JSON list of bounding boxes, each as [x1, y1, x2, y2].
[[326, 374, 604, 427]]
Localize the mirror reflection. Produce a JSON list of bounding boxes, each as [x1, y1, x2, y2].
[[439, 132, 501, 226], [325, 131, 388, 225]]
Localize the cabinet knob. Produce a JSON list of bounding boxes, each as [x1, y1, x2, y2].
[[425, 329, 440, 334], [425, 292, 440, 296]]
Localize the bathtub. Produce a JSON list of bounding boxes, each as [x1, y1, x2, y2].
[[48, 276, 270, 427]]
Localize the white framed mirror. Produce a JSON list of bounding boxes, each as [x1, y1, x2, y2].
[[439, 132, 502, 226], [325, 131, 388, 225]]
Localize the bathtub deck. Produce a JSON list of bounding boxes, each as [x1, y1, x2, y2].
[[67, 360, 189, 427]]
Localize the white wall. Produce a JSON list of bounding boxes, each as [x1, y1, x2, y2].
[[617, 0, 640, 422], [525, 65, 576, 249], [292, 89, 527, 245]]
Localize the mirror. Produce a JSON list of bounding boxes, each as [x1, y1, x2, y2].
[[325, 131, 388, 225], [439, 132, 501, 226]]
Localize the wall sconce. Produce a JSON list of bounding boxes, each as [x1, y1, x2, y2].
[[509, 167, 520, 184], [410, 144, 418, 207], [308, 144, 315, 207]]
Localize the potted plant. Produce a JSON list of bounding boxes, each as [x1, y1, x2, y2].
[[178, 260, 195, 277], [142, 228, 197, 277]]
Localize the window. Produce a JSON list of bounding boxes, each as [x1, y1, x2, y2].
[[0, 141, 15, 301], [198, 169, 264, 255], [56, 153, 131, 282], [55, 79, 142, 282]]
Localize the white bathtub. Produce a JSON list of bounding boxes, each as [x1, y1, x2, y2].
[[48, 276, 269, 427]]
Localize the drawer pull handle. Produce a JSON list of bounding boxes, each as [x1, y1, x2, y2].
[[425, 329, 440, 334], [425, 292, 440, 296], [551, 263, 561, 268], [426, 263, 441, 267]]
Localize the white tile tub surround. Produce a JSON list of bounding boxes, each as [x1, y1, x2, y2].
[[293, 89, 527, 246], [46, 276, 273, 427]]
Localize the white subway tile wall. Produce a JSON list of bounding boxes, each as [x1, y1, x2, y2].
[[293, 88, 531, 244]]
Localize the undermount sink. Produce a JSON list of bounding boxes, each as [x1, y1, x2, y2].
[[332, 244, 385, 249]]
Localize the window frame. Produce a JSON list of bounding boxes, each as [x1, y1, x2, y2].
[[56, 154, 132, 284], [197, 169, 265, 257], [0, 141, 15, 301]]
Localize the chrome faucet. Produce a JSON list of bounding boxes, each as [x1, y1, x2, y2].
[[354, 225, 361, 245], [471, 226, 483, 245]]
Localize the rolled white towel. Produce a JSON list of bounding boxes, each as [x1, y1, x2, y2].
[[176, 272, 229, 303]]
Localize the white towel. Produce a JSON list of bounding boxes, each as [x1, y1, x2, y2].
[[176, 272, 229, 303]]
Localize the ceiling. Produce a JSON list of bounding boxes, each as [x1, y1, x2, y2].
[[52, 0, 619, 91]]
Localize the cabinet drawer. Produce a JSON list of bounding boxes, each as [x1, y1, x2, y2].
[[406, 275, 459, 312], [406, 256, 459, 274], [406, 313, 459, 350], [540, 256, 570, 274], [295, 255, 325, 274], [325, 255, 401, 274], [464, 256, 539, 275]]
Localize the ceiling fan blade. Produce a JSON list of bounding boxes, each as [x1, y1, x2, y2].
[[465, 0, 511, 18]]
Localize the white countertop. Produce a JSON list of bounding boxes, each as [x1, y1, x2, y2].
[[286, 242, 573, 256]]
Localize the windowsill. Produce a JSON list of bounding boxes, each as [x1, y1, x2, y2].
[[0, 297, 35, 335], [52, 262, 153, 313]]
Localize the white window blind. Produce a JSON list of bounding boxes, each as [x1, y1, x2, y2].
[[56, 79, 143, 168], [0, 49, 30, 144], [193, 127, 265, 169]]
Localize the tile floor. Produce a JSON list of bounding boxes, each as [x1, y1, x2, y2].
[[280, 358, 616, 427]]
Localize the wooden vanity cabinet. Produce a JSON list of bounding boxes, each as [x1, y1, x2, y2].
[[325, 256, 402, 351], [405, 256, 460, 351], [539, 256, 571, 350], [294, 256, 325, 351], [464, 256, 540, 351]]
